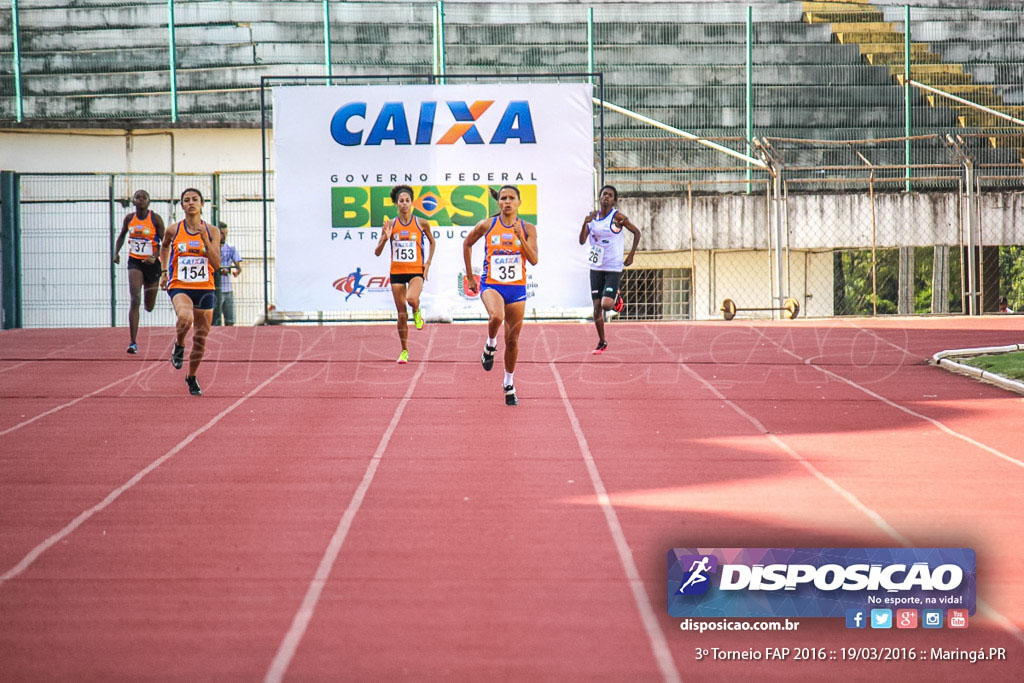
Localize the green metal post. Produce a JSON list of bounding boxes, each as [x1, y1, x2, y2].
[[904, 4, 911, 191], [11, 0, 23, 122], [108, 176, 117, 327], [322, 0, 332, 84], [168, 0, 178, 122], [746, 6, 753, 193], [1, 171, 22, 328], [432, 4, 439, 82], [211, 172, 221, 226], [586, 7, 594, 85], [437, 0, 446, 84]]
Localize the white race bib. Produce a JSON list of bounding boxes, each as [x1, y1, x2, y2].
[[393, 240, 417, 263], [587, 244, 604, 266], [491, 254, 522, 283], [129, 237, 153, 256], [176, 256, 209, 283]]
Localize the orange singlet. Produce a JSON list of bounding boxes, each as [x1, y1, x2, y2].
[[482, 215, 528, 286], [167, 221, 215, 290], [126, 211, 160, 261], [389, 215, 426, 275]]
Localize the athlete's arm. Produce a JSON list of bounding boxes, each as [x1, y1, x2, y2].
[[149, 213, 166, 264], [618, 213, 642, 267], [158, 224, 175, 290], [374, 218, 392, 257], [420, 218, 436, 280], [462, 219, 489, 294], [204, 225, 222, 271], [518, 221, 539, 266], [579, 210, 596, 245], [112, 214, 131, 264]]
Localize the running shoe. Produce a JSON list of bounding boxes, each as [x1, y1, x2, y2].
[[481, 344, 497, 371], [414, 309, 424, 330], [126, 342, 138, 354], [185, 375, 202, 396], [593, 340, 608, 355], [171, 343, 185, 369], [397, 349, 409, 364], [613, 293, 625, 313], [504, 384, 518, 406]]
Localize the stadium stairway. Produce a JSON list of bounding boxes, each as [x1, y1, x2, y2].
[[804, 0, 1024, 162]]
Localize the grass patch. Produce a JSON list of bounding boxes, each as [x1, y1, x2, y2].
[[960, 351, 1024, 381]]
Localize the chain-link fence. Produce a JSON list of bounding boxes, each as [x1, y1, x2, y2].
[[7, 172, 268, 327], [3, 156, 1022, 328]]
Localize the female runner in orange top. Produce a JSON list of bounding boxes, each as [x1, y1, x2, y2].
[[112, 189, 165, 354], [158, 187, 221, 396], [462, 185, 538, 405], [374, 185, 435, 364]]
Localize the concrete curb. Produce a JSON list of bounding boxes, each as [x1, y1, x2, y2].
[[931, 344, 1024, 395]]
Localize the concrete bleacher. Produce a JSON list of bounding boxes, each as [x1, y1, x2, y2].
[[1, 0, 1022, 176]]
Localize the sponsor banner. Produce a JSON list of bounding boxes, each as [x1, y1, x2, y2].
[[667, 548, 975, 618], [273, 83, 595, 315]]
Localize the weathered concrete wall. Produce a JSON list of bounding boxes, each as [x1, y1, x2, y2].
[[619, 191, 1024, 251]]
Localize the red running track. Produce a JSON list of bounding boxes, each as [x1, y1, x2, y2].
[[0, 318, 1021, 680]]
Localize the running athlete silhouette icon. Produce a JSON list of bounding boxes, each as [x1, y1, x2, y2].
[[345, 267, 366, 301], [678, 556, 712, 593]]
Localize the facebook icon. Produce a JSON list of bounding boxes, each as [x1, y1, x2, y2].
[[846, 609, 867, 629]]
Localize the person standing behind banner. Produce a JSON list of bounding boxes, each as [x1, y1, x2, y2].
[[579, 184, 641, 355], [112, 189, 165, 354], [212, 221, 243, 326], [374, 185, 435, 364], [463, 185, 538, 406], [159, 187, 221, 396]]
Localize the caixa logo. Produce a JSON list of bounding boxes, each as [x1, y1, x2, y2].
[[330, 100, 536, 146]]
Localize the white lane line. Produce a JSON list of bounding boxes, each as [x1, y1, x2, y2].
[[652, 325, 1023, 644], [0, 364, 153, 437], [0, 330, 331, 587], [542, 330, 682, 683], [264, 328, 436, 683], [765, 324, 1024, 470]]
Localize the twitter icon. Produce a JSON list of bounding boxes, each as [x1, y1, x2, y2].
[[870, 609, 893, 629]]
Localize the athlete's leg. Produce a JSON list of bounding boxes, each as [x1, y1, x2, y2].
[[127, 268, 144, 343], [407, 276, 424, 329], [502, 300, 526, 373], [406, 277, 423, 315], [391, 283, 409, 351], [171, 293, 194, 347], [481, 288, 505, 341], [189, 307, 213, 376], [143, 275, 159, 313], [593, 298, 606, 343]]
